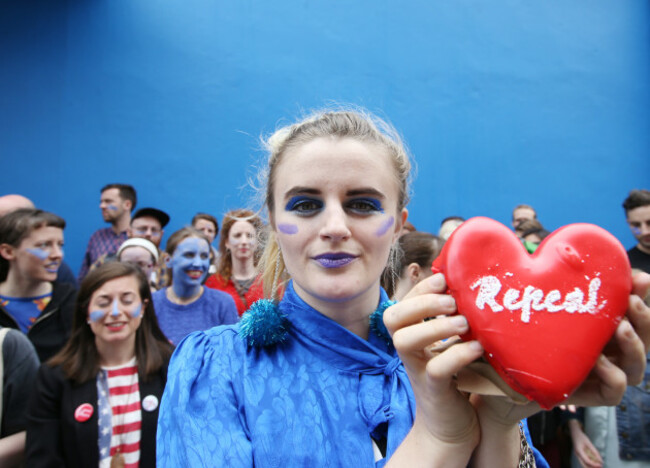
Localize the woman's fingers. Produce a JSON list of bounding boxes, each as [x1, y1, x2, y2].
[[609, 316, 646, 386], [391, 315, 468, 353], [425, 340, 483, 384], [569, 355, 627, 407], [628, 272, 650, 353]]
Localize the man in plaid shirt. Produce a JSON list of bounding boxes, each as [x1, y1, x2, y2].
[[77, 184, 136, 281]]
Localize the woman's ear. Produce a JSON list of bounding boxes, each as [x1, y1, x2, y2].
[[392, 208, 409, 243], [0, 243, 16, 262], [406, 262, 422, 283]]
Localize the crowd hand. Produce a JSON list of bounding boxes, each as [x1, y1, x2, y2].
[[567, 420, 603, 468], [383, 273, 484, 465]]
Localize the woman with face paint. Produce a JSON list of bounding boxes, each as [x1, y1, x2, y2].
[[0, 208, 76, 362], [152, 227, 238, 344], [25, 262, 173, 467], [205, 209, 265, 316], [157, 110, 650, 467]]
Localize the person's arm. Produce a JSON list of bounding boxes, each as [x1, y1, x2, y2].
[[567, 419, 602, 468], [157, 329, 253, 467], [0, 431, 26, 468], [25, 365, 67, 467], [383, 274, 484, 466]]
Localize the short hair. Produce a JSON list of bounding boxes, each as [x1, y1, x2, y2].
[[48, 262, 174, 383], [164, 227, 212, 284], [191, 213, 219, 236], [622, 189, 650, 215], [440, 216, 465, 226], [100, 184, 137, 212], [512, 204, 537, 220], [381, 232, 444, 298], [0, 208, 66, 282]]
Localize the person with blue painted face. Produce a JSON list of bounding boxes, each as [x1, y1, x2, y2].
[[25, 262, 173, 467], [152, 227, 238, 344], [0, 209, 75, 362]]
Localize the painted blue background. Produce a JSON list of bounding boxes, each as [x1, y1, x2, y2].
[[1, 0, 649, 274]]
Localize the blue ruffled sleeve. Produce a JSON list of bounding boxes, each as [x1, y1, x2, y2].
[[157, 326, 253, 467]]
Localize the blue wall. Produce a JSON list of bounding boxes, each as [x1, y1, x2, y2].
[[1, 0, 649, 274]]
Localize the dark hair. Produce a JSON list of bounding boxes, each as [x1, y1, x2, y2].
[[622, 189, 650, 215], [516, 218, 544, 235], [49, 262, 173, 383], [214, 209, 264, 284], [381, 232, 444, 298], [101, 184, 137, 212], [191, 213, 219, 236], [0, 208, 66, 282]]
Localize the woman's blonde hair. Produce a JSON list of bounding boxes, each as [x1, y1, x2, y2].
[[257, 108, 413, 299]]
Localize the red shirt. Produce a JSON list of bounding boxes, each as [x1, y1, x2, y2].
[[205, 274, 264, 316]]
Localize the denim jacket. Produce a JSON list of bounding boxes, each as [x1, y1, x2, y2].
[[615, 353, 650, 461]]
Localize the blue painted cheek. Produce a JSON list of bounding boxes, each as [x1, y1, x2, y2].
[[129, 304, 142, 319], [89, 310, 106, 323], [278, 223, 298, 235], [107, 204, 119, 211], [26, 248, 49, 260], [631, 227, 642, 236], [375, 216, 395, 237]]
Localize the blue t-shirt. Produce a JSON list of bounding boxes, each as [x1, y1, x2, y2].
[[152, 287, 238, 344], [0, 292, 52, 333]]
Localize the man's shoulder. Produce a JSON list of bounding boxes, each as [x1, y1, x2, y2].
[[88, 227, 114, 240]]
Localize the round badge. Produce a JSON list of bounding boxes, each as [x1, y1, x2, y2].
[[74, 403, 94, 422], [142, 395, 159, 412]]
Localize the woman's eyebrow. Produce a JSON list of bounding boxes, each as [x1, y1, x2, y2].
[[346, 188, 385, 198], [284, 187, 321, 198]]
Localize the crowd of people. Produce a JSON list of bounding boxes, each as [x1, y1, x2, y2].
[[0, 109, 648, 467]]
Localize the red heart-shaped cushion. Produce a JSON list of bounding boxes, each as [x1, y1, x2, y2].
[[432, 217, 632, 409]]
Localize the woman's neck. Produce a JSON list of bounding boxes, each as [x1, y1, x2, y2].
[[167, 284, 203, 305], [292, 281, 381, 340], [96, 337, 136, 368], [0, 270, 52, 298], [231, 257, 256, 281]]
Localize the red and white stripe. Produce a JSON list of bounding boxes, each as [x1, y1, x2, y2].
[[107, 365, 141, 468]]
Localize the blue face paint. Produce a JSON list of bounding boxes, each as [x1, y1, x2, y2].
[[107, 204, 119, 211], [347, 197, 384, 214], [277, 223, 298, 235], [169, 237, 210, 299], [631, 226, 642, 236], [26, 248, 49, 260], [375, 216, 395, 237], [88, 300, 142, 322], [111, 300, 120, 317], [130, 303, 142, 319], [285, 196, 324, 216], [89, 309, 105, 323]]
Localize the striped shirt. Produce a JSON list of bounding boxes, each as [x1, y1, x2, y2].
[[97, 359, 141, 468]]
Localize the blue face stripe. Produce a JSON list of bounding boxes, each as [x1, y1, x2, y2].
[[26, 248, 49, 260]]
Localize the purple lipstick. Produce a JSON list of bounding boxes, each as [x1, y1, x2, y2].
[[313, 253, 357, 269]]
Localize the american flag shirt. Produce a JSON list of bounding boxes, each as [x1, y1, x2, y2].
[[97, 358, 141, 468]]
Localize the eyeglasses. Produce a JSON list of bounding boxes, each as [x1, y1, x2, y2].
[[132, 228, 162, 238]]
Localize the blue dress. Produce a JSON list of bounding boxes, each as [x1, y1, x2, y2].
[[157, 281, 416, 467]]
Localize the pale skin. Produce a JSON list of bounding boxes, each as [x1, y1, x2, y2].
[[100, 188, 132, 234], [270, 136, 650, 466], [225, 220, 257, 281]]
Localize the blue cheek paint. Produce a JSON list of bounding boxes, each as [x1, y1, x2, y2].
[[107, 204, 119, 211], [26, 248, 49, 260], [277, 223, 298, 235], [375, 216, 395, 237], [631, 227, 642, 236], [170, 237, 210, 299], [129, 304, 142, 319], [89, 310, 106, 323]]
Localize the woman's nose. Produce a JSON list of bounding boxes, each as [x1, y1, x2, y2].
[[319, 205, 351, 241]]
